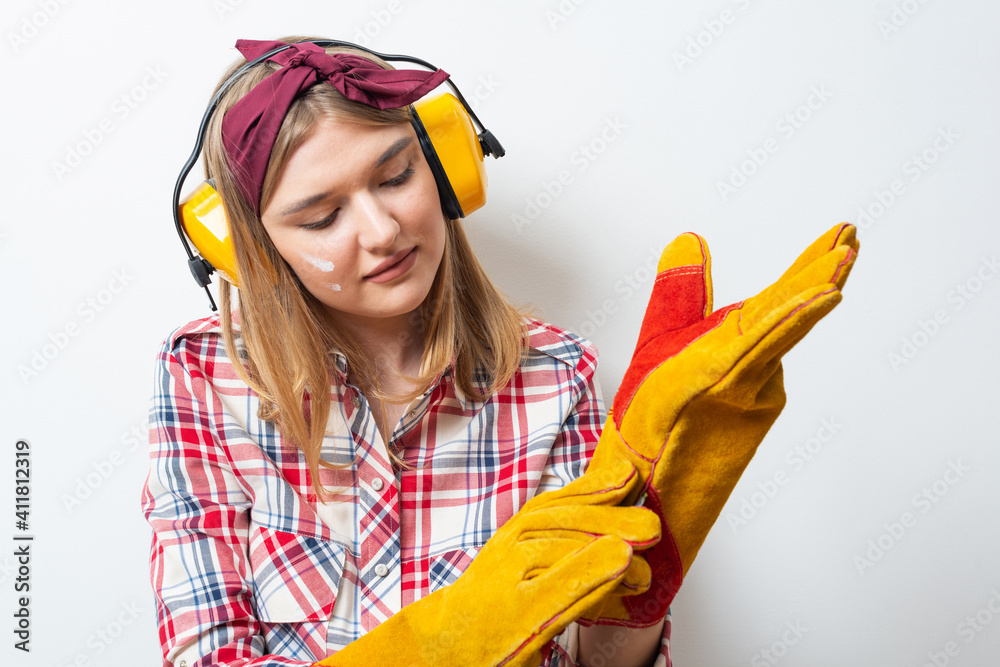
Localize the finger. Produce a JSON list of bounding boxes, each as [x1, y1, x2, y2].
[[574, 550, 655, 625], [620, 231, 713, 382], [685, 239, 853, 386], [741, 242, 855, 330], [519, 537, 586, 578], [523, 459, 640, 510], [707, 284, 842, 400], [609, 550, 652, 597], [518, 535, 634, 621], [504, 538, 646, 665], [518, 504, 662, 549], [774, 223, 858, 288], [825, 223, 860, 291], [757, 226, 857, 330], [744, 285, 844, 370], [631, 233, 714, 355], [518, 538, 650, 597], [614, 233, 719, 417], [655, 231, 714, 318], [503, 536, 635, 663]]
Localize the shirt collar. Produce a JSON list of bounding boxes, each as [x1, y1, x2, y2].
[[330, 351, 476, 410]]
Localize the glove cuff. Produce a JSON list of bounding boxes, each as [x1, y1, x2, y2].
[[626, 487, 683, 624], [577, 486, 683, 629]]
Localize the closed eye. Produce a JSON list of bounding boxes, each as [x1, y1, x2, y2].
[[383, 165, 414, 187], [300, 164, 413, 230], [301, 210, 338, 231]]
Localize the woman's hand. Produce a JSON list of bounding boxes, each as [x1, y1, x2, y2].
[[579, 223, 859, 627], [317, 459, 661, 667]]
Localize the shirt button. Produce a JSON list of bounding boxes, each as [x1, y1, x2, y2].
[[371, 477, 384, 491], [351, 395, 360, 408], [406, 409, 416, 418], [375, 563, 389, 577], [179, 662, 187, 667]]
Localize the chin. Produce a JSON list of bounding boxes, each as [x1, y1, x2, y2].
[[324, 287, 432, 323]]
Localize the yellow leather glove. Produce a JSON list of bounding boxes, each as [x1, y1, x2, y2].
[[315, 459, 660, 667], [579, 223, 859, 627]]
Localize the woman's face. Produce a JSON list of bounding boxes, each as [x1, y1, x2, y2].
[[260, 117, 447, 331]]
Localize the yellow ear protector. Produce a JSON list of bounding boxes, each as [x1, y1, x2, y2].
[[172, 39, 505, 310]]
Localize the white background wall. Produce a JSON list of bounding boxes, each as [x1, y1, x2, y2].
[[2, 1, 998, 665]]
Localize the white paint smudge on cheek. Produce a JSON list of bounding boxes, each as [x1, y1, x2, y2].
[[326, 283, 342, 292], [299, 250, 335, 272]]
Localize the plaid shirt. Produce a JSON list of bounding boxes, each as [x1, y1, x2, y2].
[[142, 314, 672, 667]]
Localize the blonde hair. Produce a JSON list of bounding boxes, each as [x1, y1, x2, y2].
[[201, 38, 527, 498]]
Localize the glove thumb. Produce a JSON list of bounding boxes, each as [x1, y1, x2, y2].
[[631, 232, 714, 357]]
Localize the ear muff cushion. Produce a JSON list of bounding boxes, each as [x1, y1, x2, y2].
[[179, 182, 241, 286], [411, 93, 488, 219], [410, 109, 462, 220]]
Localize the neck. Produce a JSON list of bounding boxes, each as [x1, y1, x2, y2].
[[333, 310, 425, 392]]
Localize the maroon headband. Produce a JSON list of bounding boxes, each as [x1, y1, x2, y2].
[[221, 39, 450, 215]]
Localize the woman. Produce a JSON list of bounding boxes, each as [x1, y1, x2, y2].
[[144, 37, 669, 667]]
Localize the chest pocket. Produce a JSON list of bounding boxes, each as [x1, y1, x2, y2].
[[248, 525, 347, 623], [426, 545, 481, 593]]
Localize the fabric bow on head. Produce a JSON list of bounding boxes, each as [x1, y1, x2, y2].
[[221, 39, 450, 215]]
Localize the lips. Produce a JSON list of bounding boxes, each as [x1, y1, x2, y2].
[[364, 247, 417, 283]]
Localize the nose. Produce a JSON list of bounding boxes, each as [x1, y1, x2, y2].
[[354, 191, 400, 252]]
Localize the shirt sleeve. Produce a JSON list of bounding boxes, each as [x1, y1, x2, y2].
[[534, 344, 674, 667], [535, 337, 605, 496], [141, 336, 313, 667]]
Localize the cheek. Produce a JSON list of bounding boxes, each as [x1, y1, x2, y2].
[[299, 265, 344, 296], [410, 191, 448, 245], [297, 249, 336, 273], [407, 164, 447, 224], [281, 244, 346, 295], [305, 262, 344, 295]]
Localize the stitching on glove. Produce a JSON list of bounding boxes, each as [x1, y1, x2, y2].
[[774, 288, 837, 329], [831, 248, 856, 284], [500, 546, 633, 665]]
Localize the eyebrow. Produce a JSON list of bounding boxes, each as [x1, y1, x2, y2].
[[375, 137, 412, 168], [279, 137, 414, 218]]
